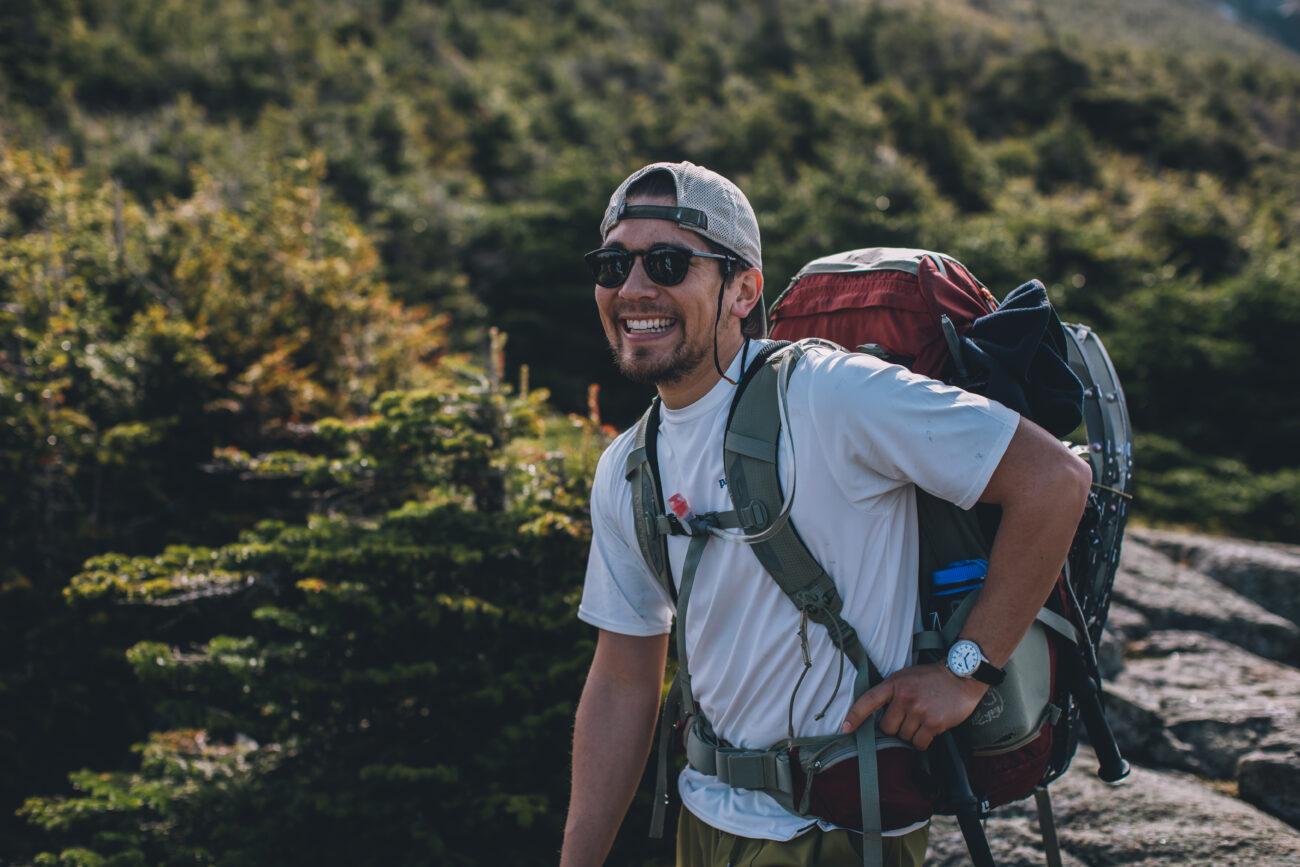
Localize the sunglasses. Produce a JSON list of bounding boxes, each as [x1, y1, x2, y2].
[[584, 245, 736, 289]]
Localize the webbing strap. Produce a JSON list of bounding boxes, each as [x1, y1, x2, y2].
[[854, 666, 884, 867], [649, 693, 679, 839], [1035, 606, 1079, 645], [654, 509, 753, 536], [1034, 785, 1063, 867], [683, 724, 796, 793], [915, 604, 1077, 658], [627, 404, 675, 603], [650, 529, 713, 838], [675, 531, 712, 715]]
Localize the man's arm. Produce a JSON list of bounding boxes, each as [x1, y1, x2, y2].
[[560, 628, 669, 867], [841, 414, 1092, 748]]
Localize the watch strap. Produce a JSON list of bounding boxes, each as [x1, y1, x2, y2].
[[972, 659, 1006, 686]]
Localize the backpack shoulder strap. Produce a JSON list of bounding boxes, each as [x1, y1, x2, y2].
[[721, 339, 879, 681], [625, 399, 676, 603], [723, 338, 890, 867]]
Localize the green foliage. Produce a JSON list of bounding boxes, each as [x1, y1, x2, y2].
[[0, 141, 453, 857], [23, 378, 618, 865], [2, 0, 1300, 862], [0, 143, 451, 580], [5, 0, 1297, 451]]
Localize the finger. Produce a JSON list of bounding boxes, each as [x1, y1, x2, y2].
[[897, 716, 924, 746], [841, 681, 894, 734], [910, 723, 938, 752], [876, 692, 908, 737]]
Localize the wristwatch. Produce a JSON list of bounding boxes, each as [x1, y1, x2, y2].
[[946, 638, 1006, 686]]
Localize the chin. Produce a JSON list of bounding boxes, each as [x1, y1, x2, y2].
[[615, 351, 679, 385], [612, 339, 706, 387]]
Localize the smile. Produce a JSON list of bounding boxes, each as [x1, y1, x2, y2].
[[623, 317, 677, 335]]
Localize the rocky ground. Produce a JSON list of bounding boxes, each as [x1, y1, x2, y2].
[[927, 527, 1300, 865]]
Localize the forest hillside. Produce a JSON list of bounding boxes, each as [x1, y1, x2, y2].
[[1, 0, 1298, 863]]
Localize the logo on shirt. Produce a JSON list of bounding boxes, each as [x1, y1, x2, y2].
[[718, 478, 727, 489]]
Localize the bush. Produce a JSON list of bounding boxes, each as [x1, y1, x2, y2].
[[21, 374, 618, 865]]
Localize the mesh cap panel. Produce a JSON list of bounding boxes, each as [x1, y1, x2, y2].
[[600, 161, 762, 271]]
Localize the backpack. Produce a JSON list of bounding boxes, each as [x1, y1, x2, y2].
[[629, 248, 1133, 867]]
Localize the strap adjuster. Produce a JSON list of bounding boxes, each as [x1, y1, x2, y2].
[[718, 753, 770, 790]]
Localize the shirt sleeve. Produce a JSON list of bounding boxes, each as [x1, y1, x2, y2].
[[798, 348, 1020, 511], [577, 438, 675, 637]]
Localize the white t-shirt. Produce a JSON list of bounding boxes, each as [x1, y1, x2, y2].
[[578, 341, 1019, 840]]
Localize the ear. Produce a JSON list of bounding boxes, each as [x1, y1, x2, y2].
[[728, 268, 764, 321]]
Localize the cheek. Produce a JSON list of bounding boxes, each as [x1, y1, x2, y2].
[[594, 290, 618, 332]]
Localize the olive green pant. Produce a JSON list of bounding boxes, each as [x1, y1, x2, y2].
[[676, 807, 929, 867]]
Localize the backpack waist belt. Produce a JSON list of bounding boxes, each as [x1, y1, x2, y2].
[[682, 713, 924, 828], [684, 722, 796, 793]]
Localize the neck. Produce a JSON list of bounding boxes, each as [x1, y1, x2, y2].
[[657, 333, 748, 410]]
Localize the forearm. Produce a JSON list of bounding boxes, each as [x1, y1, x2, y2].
[[560, 630, 668, 867], [964, 421, 1092, 666], [961, 496, 1084, 665], [841, 418, 1091, 745]]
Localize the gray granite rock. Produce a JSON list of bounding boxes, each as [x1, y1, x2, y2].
[[1238, 737, 1300, 828], [1130, 527, 1300, 631], [1104, 630, 1300, 779], [1111, 537, 1300, 664], [926, 746, 1300, 865], [1096, 601, 1148, 679]]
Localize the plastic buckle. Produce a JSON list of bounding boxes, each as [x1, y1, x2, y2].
[[722, 753, 769, 790]]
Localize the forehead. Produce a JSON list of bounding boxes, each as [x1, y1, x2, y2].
[[604, 195, 705, 250]]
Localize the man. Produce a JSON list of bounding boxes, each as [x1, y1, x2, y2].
[[560, 162, 1091, 867]]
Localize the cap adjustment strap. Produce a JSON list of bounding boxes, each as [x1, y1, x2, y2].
[[617, 203, 709, 230]]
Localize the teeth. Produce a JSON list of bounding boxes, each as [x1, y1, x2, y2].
[[625, 318, 674, 333]]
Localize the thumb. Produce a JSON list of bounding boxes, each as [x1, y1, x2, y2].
[[841, 681, 894, 734]]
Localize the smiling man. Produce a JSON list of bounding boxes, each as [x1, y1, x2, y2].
[[588, 169, 765, 407], [559, 162, 1090, 867]]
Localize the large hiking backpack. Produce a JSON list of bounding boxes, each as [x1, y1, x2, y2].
[[631, 248, 1133, 867]]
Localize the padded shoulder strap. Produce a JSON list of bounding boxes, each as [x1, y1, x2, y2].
[[724, 338, 890, 867], [722, 340, 877, 681], [625, 400, 676, 603]]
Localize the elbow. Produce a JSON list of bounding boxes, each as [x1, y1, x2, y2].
[[1067, 453, 1093, 517]]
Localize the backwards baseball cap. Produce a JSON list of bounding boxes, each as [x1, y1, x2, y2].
[[600, 161, 766, 338]]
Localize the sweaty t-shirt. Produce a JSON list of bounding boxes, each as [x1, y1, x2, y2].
[[578, 341, 1019, 840]]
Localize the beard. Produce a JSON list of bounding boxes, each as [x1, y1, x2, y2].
[[609, 328, 711, 386]]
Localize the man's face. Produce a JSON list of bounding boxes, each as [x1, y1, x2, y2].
[[594, 197, 730, 387]]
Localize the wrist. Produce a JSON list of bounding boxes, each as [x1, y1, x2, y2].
[[945, 637, 1006, 686]]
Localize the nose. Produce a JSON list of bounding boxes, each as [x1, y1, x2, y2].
[[617, 257, 660, 300]]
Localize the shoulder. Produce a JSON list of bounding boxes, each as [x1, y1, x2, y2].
[[788, 341, 930, 402], [593, 424, 639, 486]]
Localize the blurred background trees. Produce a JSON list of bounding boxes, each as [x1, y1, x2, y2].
[[1, 0, 1298, 862]]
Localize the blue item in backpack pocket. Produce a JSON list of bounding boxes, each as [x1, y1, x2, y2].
[[932, 559, 988, 597]]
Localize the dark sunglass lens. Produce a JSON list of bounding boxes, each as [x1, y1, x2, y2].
[[645, 249, 690, 286], [587, 250, 631, 287]]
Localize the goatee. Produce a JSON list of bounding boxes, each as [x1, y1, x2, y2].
[[611, 338, 709, 386]]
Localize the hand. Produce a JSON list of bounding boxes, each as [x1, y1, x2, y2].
[[840, 662, 988, 750]]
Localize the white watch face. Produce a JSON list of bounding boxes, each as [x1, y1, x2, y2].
[[948, 640, 982, 677]]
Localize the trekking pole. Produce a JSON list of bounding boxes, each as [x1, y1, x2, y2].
[[1061, 645, 1130, 783], [935, 731, 996, 867]]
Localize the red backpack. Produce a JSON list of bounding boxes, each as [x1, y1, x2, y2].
[[633, 248, 1132, 867], [770, 247, 998, 380], [766, 247, 1132, 864]]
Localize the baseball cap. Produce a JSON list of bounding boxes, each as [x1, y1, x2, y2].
[[600, 161, 767, 338]]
